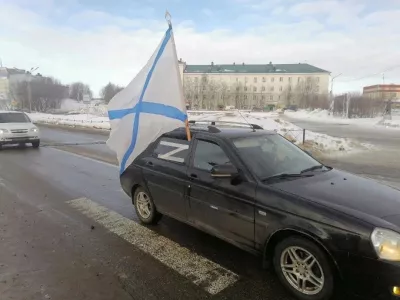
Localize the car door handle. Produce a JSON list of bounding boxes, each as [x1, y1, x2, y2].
[[189, 173, 198, 179], [210, 205, 218, 210], [146, 161, 154, 167]]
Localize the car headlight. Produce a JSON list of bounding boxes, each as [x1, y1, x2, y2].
[[371, 228, 400, 261], [0, 129, 9, 134], [31, 128, 39, 133]]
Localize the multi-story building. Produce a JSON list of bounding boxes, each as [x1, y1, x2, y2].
[[179, 61, 330, 110], [0, 67, 30, 109], [363, 84, 400, 100]]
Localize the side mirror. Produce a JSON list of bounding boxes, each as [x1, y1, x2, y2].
[[211, 164, 238, 178]]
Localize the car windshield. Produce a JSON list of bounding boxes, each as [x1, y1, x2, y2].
[[232, 134, 326, 180], [0, 113, 31, 123]]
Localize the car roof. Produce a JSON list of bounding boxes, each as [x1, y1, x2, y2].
[[164, 126, 276, 140], [0, 111, 26, 114]]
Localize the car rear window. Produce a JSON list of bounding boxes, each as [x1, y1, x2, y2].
[[0, 113, 31, 123], [153, 137, 190, 163]]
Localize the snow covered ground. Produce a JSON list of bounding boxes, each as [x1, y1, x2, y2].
[[285, 108, 400, 129], [28, 109, 370, 154]]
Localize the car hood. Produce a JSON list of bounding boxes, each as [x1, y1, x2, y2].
[[0, 122, 36, 130], [271, 169, 400, 219]]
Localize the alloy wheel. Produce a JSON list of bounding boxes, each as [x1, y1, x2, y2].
[[136, 191, 151, 219], [280, 246, 325, 295]]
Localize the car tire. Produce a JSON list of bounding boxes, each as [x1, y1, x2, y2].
[[273, 236, 334, 300], [32, 141, 40, 148], [133, 186, 162, 225]]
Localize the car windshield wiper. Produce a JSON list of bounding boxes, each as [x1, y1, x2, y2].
[[261, 173, 313, 182], [300, 165, 326, 174]]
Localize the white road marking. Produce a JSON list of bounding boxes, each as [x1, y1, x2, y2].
[[50, 147, 118, 168], [68, 197, 239, 295]]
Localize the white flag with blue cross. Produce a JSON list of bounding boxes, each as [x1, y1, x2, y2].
[[107, 24, 188, 174]]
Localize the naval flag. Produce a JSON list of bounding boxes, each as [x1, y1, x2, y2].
[[107, 24, 188, 174]]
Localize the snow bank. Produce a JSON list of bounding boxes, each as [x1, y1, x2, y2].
[[29, 113, 110, 130], [284, 109, 394, 129], [28, 110, 366, 153], [190, 111, 358, 153]]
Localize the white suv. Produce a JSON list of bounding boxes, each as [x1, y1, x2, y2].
[[0, 111, 40, 149]]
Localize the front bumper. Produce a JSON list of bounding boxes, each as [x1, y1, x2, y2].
[[0, 135, 40, 145], [336, 252, 400, 299]]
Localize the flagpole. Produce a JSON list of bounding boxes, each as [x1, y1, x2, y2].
[[166, 11, 191, 141]]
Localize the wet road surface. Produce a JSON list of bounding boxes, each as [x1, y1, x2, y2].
[[1, 124, 398, 300]]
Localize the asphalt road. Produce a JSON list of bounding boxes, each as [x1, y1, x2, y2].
[[1, 123, 398, 300]]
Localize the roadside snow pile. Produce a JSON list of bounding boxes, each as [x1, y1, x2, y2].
[[29, 110, 366, 153], [28, 113, 110, 130], [285, 109, 396, 129], [189, 111, 360, 153]]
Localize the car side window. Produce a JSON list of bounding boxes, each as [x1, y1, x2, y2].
[[193, 140, 231, 171], [153, 137, 189, 164]]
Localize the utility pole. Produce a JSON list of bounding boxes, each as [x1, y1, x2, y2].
[[329, 73, 342, 114]]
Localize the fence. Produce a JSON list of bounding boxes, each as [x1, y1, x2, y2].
[[282, 128, 306, 144]]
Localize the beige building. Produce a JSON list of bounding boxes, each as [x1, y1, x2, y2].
[[179, 61, 330, 110], [363, 84, 400, 100]]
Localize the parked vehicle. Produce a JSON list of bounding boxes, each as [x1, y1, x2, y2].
[[0, 111, 40, 149], [120, 120, 400, 300]]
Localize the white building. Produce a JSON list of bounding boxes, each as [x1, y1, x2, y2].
[[179, 61, 330, 110]]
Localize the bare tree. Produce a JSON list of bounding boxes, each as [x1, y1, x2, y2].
[[11, 77, 68, 112], [294, 77, 322, 109], [100, 82, 124, 104], [69, 82, 93, 101]]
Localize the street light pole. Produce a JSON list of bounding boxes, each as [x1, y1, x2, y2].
[[28, 67, 39, 112], [329, 73, 342, 114]]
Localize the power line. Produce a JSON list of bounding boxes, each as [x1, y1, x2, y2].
[[339, 64, 400, 82]]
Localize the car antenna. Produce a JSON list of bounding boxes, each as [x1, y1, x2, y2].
[[237, 110, 256, 132]]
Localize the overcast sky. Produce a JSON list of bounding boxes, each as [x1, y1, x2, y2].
[[0, 0, 399, 96]]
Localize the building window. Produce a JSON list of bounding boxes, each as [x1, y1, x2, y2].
[[271, 87, 274, 91], [298, 77, 301, 82], [244, 86, 248, 91], [195, 95, 198, 99], [194, 77, 198, 82], [203, 95, 206, 100], [262, 86, 266, 91], [253, 95, 257, 100], [244, 95, 247, 100], [253, 87, 257, 92], [236, 87, 240, 91], [316, 77, 320, 82], [288, 77, 292, 82], [280, 77, 283, 82], [236, 78, 238, 82], [235, 95, 239, 100], [279, 95, 281, 100], [279, 86, 283, 91], [262, 77, 266, 82], [254, 77, 257, 83], [202, 77, 207, 82], [262, 95, 265, 100], [288, 86, 292, 91], [271, 77, 275, 82], [203, 86, 206, 90], [270, 95, 274, 101]]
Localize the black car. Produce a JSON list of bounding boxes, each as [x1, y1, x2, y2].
[[120, 121, 400, 300]]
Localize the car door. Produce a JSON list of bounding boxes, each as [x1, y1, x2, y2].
[[186, 136, 256, 249], [142, 136, 190, 221]]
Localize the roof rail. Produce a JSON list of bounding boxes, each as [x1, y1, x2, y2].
[[188, 120, 263, 130]]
